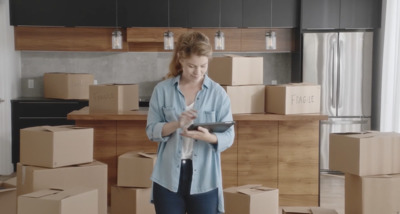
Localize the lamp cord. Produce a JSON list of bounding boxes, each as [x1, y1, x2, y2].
[[115, 0, 118, 29], [219, 0, 222, 29]]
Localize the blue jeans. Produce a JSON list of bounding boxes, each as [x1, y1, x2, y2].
[[153, 159, 218, 214]]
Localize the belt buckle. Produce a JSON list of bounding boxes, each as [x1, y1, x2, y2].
[[182, 160, 186, 164]]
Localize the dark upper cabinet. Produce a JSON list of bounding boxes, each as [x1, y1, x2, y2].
[[243, 0, 271, 27], [10, 0, 70, 26], [121, 0, 188, 27], [340, 0, 381, 29], [187, 0, 242, 27], [243, 0, 298, 28], [272, 0, 299, 28], [301, 0, 340, 29], [301, 0, 381, 30], [10, 0, 117, 27]]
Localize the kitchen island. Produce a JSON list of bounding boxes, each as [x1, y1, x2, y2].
[[67, 107, 327, 206]]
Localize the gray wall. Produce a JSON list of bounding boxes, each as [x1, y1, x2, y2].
[[20, 51, 292, 99]]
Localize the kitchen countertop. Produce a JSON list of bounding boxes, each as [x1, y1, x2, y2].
[[67, 107, 328, 121]]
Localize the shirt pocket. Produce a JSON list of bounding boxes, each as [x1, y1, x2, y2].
[[162, 106, 177, 122], [203, 111, 216, 123]]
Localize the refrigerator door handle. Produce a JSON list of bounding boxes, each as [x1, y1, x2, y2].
[[337, 40, 343, 110], [330, 39, 336, 109]]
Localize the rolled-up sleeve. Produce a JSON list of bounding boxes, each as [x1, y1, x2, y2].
[[213, 90, 235, 153]]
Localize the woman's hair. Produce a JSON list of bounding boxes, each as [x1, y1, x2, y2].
[[166, 31, 213, 78]]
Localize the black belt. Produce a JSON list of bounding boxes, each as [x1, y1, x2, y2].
[[181, 159, 192, 164]]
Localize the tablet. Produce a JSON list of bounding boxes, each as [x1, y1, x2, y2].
[[187, 121, 235, 132]]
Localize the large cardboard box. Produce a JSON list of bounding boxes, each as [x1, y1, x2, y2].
[[17, 161, 108, 214], [89, 84, 139, 113], [0, 177, 17, 214], [329, 132, 400, 176], [224, 184, 278, 214], [345, 173, 400, 214], [281, 207, 338, 214], [43, 73, 94, 100], [18, 188, 98, 214], [208, 55, 263, 86], [223, 85, 265, 114], [111, 186, 155, 214], [20, 125, 93, 168], [117, 152, 156, 188], [265, 84, 321, 115]]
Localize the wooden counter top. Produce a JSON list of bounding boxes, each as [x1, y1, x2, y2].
[[67, 107, 328, 121]]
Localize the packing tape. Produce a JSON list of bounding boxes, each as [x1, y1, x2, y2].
[[21, 165, 26, 185]]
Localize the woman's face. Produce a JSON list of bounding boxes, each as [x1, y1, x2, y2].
[[179, 55, 209, 83]]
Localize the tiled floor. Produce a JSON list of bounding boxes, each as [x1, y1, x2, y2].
[[1, 172, 345, 214]]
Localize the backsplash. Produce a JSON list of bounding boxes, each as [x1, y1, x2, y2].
[[20, 51, 292, 98]]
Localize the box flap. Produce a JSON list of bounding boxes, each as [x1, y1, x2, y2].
[[22, 189, 62, 198], [282, 207, 311, 214], [237, 185, 276, 195], [310, 208, 338, 214], [138, 152, 157, 159], [0, 182, 16, 193]]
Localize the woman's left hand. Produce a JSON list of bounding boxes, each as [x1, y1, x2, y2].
[[181, 126, 218, 144]]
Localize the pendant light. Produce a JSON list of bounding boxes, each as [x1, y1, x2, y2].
[[214, 0, 225, 50], [265, 0, 276, 50], [112, 0, 123, 49], [164, 0, 174, 50]]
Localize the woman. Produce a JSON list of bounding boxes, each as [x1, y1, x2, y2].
[[146, 31, 235, 214]]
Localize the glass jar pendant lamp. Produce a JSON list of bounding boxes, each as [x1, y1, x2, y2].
[[215, 0, 225, 50], [112, 0, 123, 49], [164, 0, 174, 50], [265, 0, 276, 50], [164, 30, 174, 50]]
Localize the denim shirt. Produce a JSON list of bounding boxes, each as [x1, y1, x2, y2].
[[146, 74, 235, 213]]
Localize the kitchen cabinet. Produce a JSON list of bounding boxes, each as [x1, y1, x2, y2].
[[243, 0, 298, 28], [121, 0, 188, 27], [301, 0, 340, 29], [9, 0, 116, 27], [301, 0, 381, 29], [11, 98, 88, 170], [188, 0, 242, 27], [340, 0, 381, 29], [68, 108, 327, 206]]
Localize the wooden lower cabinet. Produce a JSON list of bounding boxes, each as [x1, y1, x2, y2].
[[72, 117, 320, 206], [238, 121, 279, 188]]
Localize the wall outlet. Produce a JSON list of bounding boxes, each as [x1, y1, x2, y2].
[[271, 80, 277, 85], [28, 79, 35, 89]]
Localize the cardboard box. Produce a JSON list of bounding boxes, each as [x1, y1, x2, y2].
[[111, 186, 155, 214], [20, 125, 93, 168], [89, 84, 139, 113], [223, 85, 265, 114], [18, 188, 98, 214], [281, 207, 338, 214], [17, 161, 108, 214], [265, 84, 321, 115], [43, 73, 94, 100], [224, 184, 278, 214], [329, 131, 400, 176], [208, 55, 263, 86], [0, 177, 17, 214], [117, 152, 156, 188], [345, 173, 400, 214]]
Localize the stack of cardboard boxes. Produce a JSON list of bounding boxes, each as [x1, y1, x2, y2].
[[208, 55, 265, 114], [16, 125, 108, 214], [329, 131, 400, 214], [111, 151, 157, 214]]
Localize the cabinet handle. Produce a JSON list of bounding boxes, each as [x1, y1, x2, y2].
[[0, 98, 4, 103]]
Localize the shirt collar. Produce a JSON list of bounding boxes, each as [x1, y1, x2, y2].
[[172, 74, 211, 89]]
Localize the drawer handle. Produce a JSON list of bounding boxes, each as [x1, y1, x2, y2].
[[0, 98, 4, 103]]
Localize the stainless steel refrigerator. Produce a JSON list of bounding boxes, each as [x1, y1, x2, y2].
[[302, 32, 373, 171]]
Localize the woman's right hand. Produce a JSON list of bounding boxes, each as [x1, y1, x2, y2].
[[178, 109, 197, 129]]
